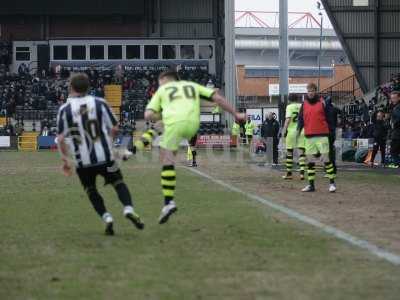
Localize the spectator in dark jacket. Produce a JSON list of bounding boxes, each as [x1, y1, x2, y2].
[[261, 112, 280, 164], [359, 99, 370, 123], [370, 111, 389, 166], [325, 97, 338, 173], [389, 91, 400, 168]]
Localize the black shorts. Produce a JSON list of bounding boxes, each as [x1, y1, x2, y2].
[[189, 134, 198, 147], [76, 161, 123, 189]]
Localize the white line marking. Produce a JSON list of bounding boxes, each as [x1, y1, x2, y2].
[[184, 167, 400, 266]]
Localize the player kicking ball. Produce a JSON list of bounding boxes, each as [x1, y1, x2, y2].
[[297, 83, 336, 193], [57, 73, 144, 235], [282, 94, 306, 180], [135, 70, 245, 224]]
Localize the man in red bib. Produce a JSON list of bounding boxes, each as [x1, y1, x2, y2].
[[298, 83, 336, 193]]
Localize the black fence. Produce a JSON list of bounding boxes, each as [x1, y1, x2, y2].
[[320, 74, 363, 108], [15, 108, 58, 122]]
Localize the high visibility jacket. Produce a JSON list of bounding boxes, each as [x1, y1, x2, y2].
[[232, 122, 240, 136], [245, 121, 256, 136], [212, 106, 221, 114]]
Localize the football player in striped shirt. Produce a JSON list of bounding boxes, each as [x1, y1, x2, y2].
[[57, 73, 144, 235], [136, 70, 245, 224]]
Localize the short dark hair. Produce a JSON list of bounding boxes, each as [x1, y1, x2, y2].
[[159, 70, 180, 81], [307, 83, 318, 92], [69, 73, 90, 94], [288, 94, 300, 103], [391, 91, 400, 97]]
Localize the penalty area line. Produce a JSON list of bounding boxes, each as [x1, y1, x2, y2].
[[183, 167, 400, 267]]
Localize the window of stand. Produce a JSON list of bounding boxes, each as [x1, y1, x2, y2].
[[144, 45, 159, 59], [199, 45, 213, 59], [90, 45, 104, 60], [162, 45, 176, 59], [180, 45, 195, 59], [53, 45, 68, 60], [126, 45, 140, 59], [15, 47, 30, 61], [108, 45, 122, 60], [71, 45, 86, 60]]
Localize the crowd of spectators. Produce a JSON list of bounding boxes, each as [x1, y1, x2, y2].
[[340, 73, 400, 140], [0, 121, 15, 136], [337, 73, 400, 167], [376, 73, 400, 104], [0, 62, 217, 135], [0, 41, 11, 66]]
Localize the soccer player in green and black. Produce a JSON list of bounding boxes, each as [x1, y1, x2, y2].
[[298, 83, 336, 193], [135, 70, 245, 224], [282, 94, 306, 180]]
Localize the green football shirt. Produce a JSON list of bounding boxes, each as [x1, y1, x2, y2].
[[146, 80, 215, 126], [285, 103, 301, 132]]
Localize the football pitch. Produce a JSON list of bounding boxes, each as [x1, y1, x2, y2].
[[1, 151, 400, 300]]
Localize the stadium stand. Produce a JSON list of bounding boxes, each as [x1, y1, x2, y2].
[[338, 73, 400, 140], [0, 64, 218, 134]]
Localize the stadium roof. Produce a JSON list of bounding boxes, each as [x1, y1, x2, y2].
[[235, 27, 337, 38]]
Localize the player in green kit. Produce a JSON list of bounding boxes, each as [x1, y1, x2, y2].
[[282, 94, 306, 180], [135, 70, 245, 224]]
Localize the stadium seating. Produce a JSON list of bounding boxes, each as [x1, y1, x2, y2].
[[0, 65, 218, 133], [104, 84, 122, 116], [198, 122, 224, 135], [18, 131, 39, 151]]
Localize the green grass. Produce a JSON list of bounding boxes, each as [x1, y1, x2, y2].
[[1, 152, 400, 300]]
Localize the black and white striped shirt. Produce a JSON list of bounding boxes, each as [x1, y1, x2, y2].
[[57, 95, 118, 168]]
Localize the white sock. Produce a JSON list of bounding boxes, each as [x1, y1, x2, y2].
[[123, 206, 134, 216], [102, 212, 113, 224]]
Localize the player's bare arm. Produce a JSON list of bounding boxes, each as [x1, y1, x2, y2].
[[144, 109, 162, 122], [283, 117, 291, 137], [57, 134, 73, 177], [111, 125, 119, 139]]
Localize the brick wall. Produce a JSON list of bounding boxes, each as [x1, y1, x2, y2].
[[237, 64, 355, 96]]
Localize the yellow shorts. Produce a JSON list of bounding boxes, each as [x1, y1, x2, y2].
[[305, 136, 330, 156], [286, 129, 305, 150], [160, 120, 199, 151]]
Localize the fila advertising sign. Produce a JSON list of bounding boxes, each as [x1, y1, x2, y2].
[[246, 108, 280, 125], [246, 109, 263, 126]]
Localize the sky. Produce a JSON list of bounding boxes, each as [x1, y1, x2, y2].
[[235, 0, 331, 27]]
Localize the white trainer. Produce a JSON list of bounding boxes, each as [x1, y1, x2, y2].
[[123, 206, 134, 216], [301, 185, 315, 192], [124, 206, 145, 230], [158, 201, 178, 224], [102, 212, 114, 224], [102, 213, 114, 235], [329, 184, 337, 193], [113, 148, 133, 161]]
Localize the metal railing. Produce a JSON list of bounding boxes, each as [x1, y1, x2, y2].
[[320, 74, 363, 108], [15, 108, 58, 122], [236, 96, 272, 109]]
